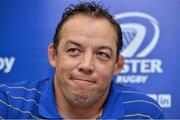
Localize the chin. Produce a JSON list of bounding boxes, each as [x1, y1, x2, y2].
[[69, 93, 90, 106]]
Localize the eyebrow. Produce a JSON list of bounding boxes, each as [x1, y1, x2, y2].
[[65, 40, 114, 54], [65, 40, 82, 47]]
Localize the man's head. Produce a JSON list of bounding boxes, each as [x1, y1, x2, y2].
[[53, 2, 123, 59], [48, 2, 124, 118]]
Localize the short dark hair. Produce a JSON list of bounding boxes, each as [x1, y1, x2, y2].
[[53, 1, 123, 58]]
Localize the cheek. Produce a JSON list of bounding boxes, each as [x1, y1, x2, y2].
[[56, 55, 79, 76], [95, 63, 115, 84]]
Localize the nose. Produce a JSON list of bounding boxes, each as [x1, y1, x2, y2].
[[78, 52, 94, 74]]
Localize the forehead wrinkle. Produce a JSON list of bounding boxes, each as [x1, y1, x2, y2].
[[60, 15, 117, 55]]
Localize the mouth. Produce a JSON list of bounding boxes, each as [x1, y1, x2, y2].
[[70, 77, 96, 86]]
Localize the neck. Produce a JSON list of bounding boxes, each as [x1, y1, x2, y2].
[[59, 105, 102, 119]]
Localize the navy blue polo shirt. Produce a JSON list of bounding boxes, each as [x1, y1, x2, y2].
[[0, 78, 164, 119]]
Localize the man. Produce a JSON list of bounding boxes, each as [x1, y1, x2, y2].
[[0, 2, 164, 119]]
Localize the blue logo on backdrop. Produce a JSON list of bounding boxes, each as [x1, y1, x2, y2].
[[114, 12, 163, 84], [114, 12, 171, 109]]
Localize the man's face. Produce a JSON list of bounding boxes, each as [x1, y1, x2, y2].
[[48, 15, 124, 107]]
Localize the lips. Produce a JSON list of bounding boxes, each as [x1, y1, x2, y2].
[[70, 76, 96, 86]]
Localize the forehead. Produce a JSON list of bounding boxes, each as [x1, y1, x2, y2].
[[60, 15, 117, 45]]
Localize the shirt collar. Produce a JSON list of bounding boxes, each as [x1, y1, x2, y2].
[[99, 81, 125, 119], [39, 78, 62, 118]]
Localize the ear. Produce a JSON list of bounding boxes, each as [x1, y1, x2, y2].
[[48, 43, 57, 68], [113, 55, 124, 75]]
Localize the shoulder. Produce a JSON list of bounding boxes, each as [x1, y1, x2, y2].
[[0, 78, 50, 119], [0, 78, 49, 93], [0, 78, 50, 104], [0, 78, 50, 101], [112, 83, 164, 119]]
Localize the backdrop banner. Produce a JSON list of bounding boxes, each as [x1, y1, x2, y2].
[[0, 0, 180, 118]]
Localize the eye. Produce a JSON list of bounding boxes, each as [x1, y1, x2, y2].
[[67, 48, 80, 56], [96, 52, 111, 61]]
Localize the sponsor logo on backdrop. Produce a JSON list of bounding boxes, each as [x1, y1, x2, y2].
[[0, 57, 15, 73], [148, 94, 172, 108], [115, 12, 163, 84]]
